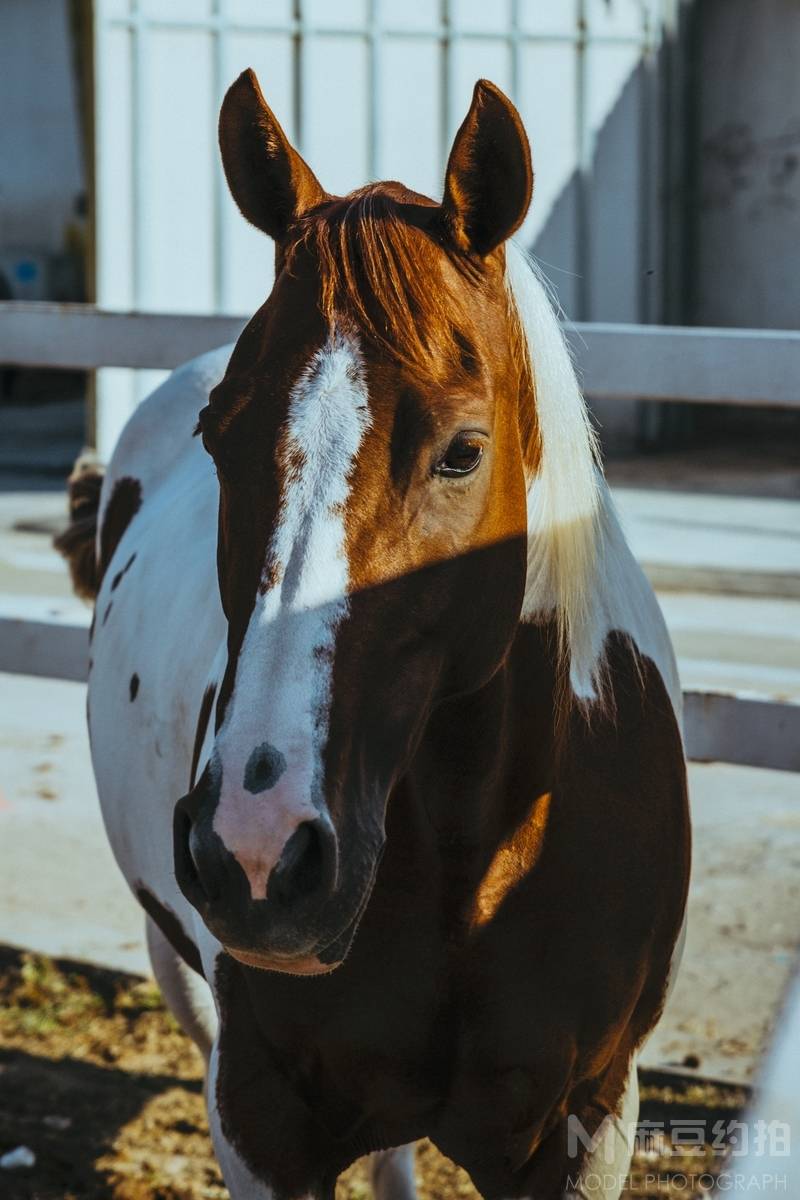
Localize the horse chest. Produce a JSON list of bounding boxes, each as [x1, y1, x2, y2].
[[214, 890, 563, 1194]]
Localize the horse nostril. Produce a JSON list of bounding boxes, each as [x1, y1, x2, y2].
[[268, 819, 337, 906], [173, 798, 220, 904]]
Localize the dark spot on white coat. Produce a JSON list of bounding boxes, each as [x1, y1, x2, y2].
[[244, 742, 287, 794]]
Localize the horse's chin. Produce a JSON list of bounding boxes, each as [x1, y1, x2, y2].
[[225, 946, 343, 975], [221, 844, 382, 976]]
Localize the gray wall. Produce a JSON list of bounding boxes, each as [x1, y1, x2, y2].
[[532, 52, 669, 449], [690, 0, 800, 330], [0, 0, 84, 253]]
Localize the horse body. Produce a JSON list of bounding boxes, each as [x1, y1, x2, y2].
[[71, 71, 690, 1200], [88, 348, 229, 938]]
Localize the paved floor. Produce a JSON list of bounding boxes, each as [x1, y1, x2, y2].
[[0, 673, 138, 974], [616, 487, 800, 599]]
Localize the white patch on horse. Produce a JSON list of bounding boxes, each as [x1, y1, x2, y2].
[[213, 328, 371, 899]]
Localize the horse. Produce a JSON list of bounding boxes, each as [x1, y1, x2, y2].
[[57, 70, 690, 1200]]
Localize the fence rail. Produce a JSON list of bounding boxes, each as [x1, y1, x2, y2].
[[1, 302, 798, 772], [2, 302, 800, 407], [0, 606, 797, 771]]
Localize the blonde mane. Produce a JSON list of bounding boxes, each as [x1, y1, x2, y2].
[[507, 244, 682, 714], [505, 243, 607, 702]]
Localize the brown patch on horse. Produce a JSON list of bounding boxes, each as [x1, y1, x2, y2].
[[99, 476, 142, 582], [53, 454, 105, 601], [190, 683, 217, 789], [212, 622, 688, 1199], [136, 885, 203, 978], [258, 556, 282, 596]]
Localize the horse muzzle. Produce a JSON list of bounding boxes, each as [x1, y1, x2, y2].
[[173, 787, 372, 972]]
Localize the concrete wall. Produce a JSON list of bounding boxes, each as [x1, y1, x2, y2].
[[690, 0, 800, 330]]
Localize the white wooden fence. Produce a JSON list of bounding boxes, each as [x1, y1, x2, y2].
[[4, 303, 800, 406], [1, 302, 799, 772]]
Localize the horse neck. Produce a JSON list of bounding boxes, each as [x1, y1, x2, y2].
[[404, 618, 559, 881]]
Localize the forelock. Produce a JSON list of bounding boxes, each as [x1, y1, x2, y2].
[[285, 185, 485, 382]]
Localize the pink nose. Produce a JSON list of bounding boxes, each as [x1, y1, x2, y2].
[[212, 780, 330, 901], [179, 802, 337, 908], [173, 764, 340, 961]]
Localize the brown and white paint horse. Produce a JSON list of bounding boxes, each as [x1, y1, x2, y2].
[[60, 71, 690, 1200]]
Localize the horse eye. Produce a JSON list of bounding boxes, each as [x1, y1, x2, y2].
[[435, 433, 484, 478]]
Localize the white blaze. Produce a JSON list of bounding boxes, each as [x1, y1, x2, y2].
[[213, 328, 371, 899]]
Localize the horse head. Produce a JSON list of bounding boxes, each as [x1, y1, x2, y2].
[[174, 69, 536, 973]]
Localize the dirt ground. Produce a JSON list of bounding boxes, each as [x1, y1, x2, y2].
[[0, 947, 748, 1200]]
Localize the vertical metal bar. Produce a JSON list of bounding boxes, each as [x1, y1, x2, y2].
[[638, 4, 661, 326], [509, 0, 521, 104], [575, 0, 591, 321], [131, 0, 148, 310], [292, 0, 305, 153], [680, 0, 701, 328], [660, 0, 686, 327], [439, 0, 452, 174], [212, 0, 225, 311], [84, 0, 98, 447], [366, 0, 380, 180], [636, 2, 659, 445]]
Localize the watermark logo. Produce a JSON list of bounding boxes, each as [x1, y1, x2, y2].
[[567, 1116, 791, 1163], [565, 1116, 791, 1193], [565, 1172, 788, 1194]]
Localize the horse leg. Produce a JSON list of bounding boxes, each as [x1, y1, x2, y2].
[[562, 1057, 639, 1200], [146, 921, 283, 1197], [205, 1041, 313, 1200], [368, 1144, 418, 1200], [145, 915, 217, 1063]]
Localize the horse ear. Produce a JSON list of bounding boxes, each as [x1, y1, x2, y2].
[[442, 79, 533, 257], [219, 68, 326, 241]]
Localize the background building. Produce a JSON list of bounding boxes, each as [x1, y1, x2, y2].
[[1, 0, 798, 459]]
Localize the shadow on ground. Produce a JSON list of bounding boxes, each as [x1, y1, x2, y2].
[[0, 1046, 204, 1200], [0, 944, 217, 1200]]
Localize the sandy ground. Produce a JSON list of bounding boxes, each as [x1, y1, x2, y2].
[[0, 946, 746, 1200]]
